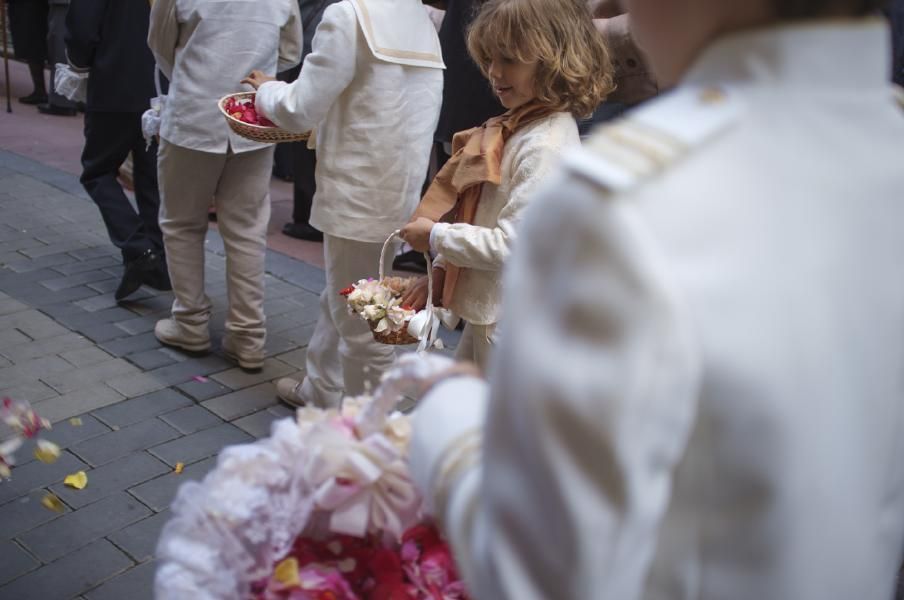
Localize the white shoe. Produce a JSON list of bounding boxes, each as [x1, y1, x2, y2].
[[154, 318, 210, 353], [276, 377, 306, 407], [221, 335, 265, 371]]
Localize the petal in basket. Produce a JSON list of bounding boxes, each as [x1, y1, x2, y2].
[[218, 92, 311, 144]]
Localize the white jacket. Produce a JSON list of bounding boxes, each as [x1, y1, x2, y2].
[[255, 0, 444, 243], [148, 0, 302, 155], [411, 21, 904, 600], [431, 111, 579, 325]]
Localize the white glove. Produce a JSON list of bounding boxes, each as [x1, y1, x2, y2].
[[54, 64, 88, 103], [141, 95, 166, 150]]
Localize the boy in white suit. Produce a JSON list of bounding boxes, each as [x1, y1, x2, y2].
[[148, 0, 302, 370], [244, 0, 443, 407], [399, 0, 904, 598]]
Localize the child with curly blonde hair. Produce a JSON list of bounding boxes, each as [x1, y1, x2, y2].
[[400, 0, 613, 369]]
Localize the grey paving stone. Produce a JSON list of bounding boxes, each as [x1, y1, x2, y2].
[[274, 347, 306, 370], [51, 255, 118, 275], [66, 247, 118, 262], [128, 455, 218, 512], [0, 489, 69, 540], [120, 293, 172, 316], [0, 354, 74, 388], [39, 300, 90, 320], [174, 377, 232, 401], [70, 419, 181, 467], [263, 333, 299, 357], [15, 414, 112, 467], [113, 316, 156, 336], [48, 452, 170, 509], [210, 358, 295, 390], [92, 388, 193, 429], [262, 296, 304, 317], [280, 321, 317, 347], [267, 404, 295, 419], [159, 405, 224, 435], [0, 451, 87, 505], [233, 409, 287, 439], [74, 293, 122, 313], [43, 358, 139, 394], [25, 283, 102, 308], [143, 356, 232, 388], [0, 309, 72, 339], [0, 332, 93, 363], [149, 422, 252, 467], [0, 267, 66, 287], [201, 382, 279, 421], [86, 278, 120, 294], [59, 346, 116, 368], [18, 492, 152, 563], [0, 380, 59, 404], [0, 539, 39, 586], [84, 559, 156, 600], [108, 511, 170, 562], [0, 297, 29, 316], [20, 241, 88, 259], [54, 306, 138, 330], [0, 326, 32, 346], [4, 251, 78, 273], [0, 538, 133, 600], [40, 269, 114, 292], [99, 331, 162, 357], [33, 384, 125, 424], [75, 322, 132, 343], [104, 371, 169, 398]]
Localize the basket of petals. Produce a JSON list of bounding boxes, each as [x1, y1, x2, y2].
[[341, 232, 435, 346], [218, 92, 310, 144]]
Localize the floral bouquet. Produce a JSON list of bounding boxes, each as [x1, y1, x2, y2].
[[342, 277, 420, 346], [155, 371, 470, 600]]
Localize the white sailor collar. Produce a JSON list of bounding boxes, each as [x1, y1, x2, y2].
[[348, 0, 445, 69]]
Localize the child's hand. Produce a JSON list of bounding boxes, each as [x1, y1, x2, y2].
[[241, 70, 276, 90], [400, 217, 435, 253], [401, 269, 445, 310]]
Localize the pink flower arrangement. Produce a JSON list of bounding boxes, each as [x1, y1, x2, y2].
[[250, 523, 468, 600]]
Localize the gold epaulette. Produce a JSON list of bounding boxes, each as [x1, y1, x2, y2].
[[565, 86, 742, 194]]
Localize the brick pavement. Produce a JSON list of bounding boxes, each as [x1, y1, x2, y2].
[[0, 148, 456, 599]]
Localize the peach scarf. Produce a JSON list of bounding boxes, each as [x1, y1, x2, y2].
[[412, 101, 553, 307]]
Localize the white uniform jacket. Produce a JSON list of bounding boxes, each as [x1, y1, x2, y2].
[[148, 0, 303, 154], [431, 111, 579, 326], [254, 0, 444, 243], [411, 21, 904, 600]]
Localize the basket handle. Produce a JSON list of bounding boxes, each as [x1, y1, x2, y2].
[[380, 230, 433, 315]]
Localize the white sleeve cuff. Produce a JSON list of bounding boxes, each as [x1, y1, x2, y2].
[[410, 376, 488, 510], [429, 222, 450, 255], [254, 80, 288, 122]]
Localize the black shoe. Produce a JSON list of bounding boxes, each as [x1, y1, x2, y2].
[[142, 256, 172, 292], [282, 222, 323, 242], [37, 103, 77, 116], [392, 249, 428, 274], [19, 92, 48, 105], [116, 250, 161, 301]]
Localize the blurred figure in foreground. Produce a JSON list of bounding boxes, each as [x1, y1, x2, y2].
[[404, 0, 904, 598]]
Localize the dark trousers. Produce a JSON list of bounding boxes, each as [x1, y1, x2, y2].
[[80, 111, 163, 263], [291, 141, 317, 225]]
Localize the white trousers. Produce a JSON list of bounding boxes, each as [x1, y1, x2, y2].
[[302, 234, 397, 408], [157, 140, 273, 354], [454, 322, 496, 372]]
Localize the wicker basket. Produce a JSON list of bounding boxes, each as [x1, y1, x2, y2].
[[355, 231, 433, 346], [218, 92, 311, 144]]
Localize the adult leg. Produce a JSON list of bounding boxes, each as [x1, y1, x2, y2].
[[80, 112, 156, 262], [41, 4, 76, 114], [213, 146, 274, 368], [282, 142, 322, 241], [8, 0, 48, 102], [156, 140, 225, 350], [284, 287, 344, 408], [129, 123, 164, 255]]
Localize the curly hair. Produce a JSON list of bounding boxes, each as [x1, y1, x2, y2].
[[466, 0, 614, 118]]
